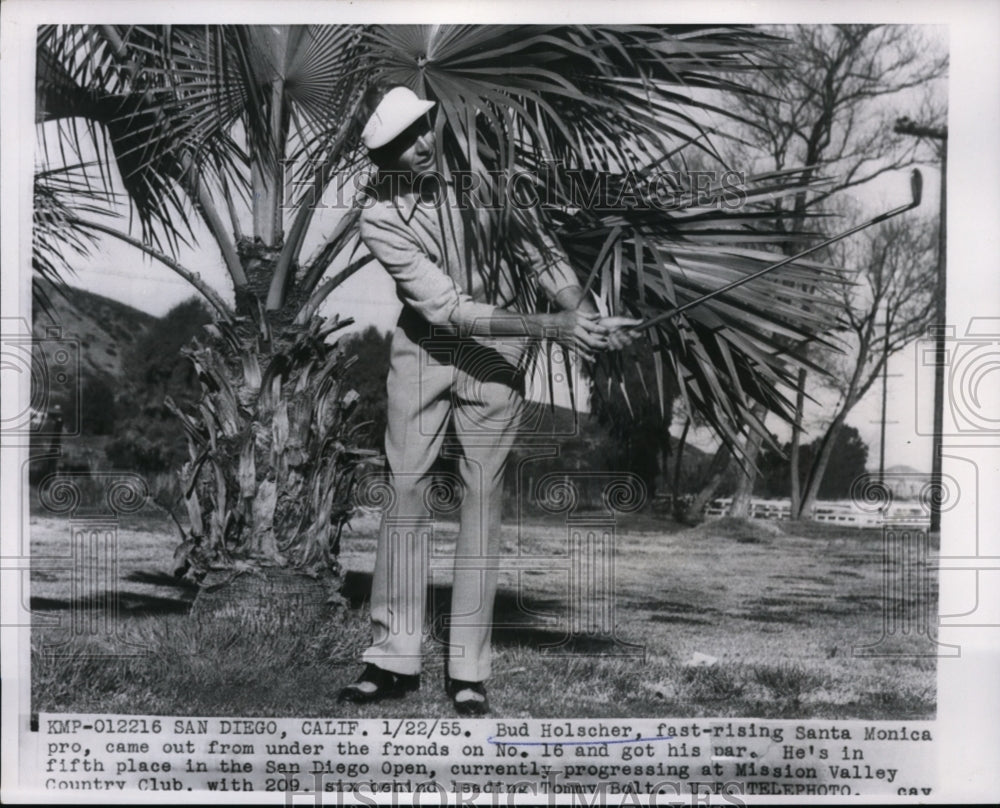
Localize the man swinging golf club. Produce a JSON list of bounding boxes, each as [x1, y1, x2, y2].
[[338, 86, 637, 715]]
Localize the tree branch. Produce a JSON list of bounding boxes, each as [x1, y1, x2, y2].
[[266, 88, 366, 312], [180, 153, 249, 292], [71, 217, 234, 322], [294, 254, 374, 325]]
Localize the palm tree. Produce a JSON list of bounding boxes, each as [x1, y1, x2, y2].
[[34, 24, 838, 581]]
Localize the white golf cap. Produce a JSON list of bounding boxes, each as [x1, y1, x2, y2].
[[362, 86, 436, 150]]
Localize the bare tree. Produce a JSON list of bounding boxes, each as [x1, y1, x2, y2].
[[743, 25, 947, 219], [711, 23, 947, 518], [795, 215, 937, 517]]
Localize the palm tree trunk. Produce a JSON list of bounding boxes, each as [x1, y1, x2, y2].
[[659, 429, 670, 500], [727, 402, 767, 517], [267, 89, 367, 311], [251, 78, 288, 247], [671, 416, 690, 519], [728, 426, 765, 518], [789, 367, 807, 515], [797, 325, 876, 517], [798, 415, 848, 517], [683, 444, 731, 524]]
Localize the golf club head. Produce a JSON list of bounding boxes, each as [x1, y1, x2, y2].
[[910, 168, 923, 208], [635, 167, 927, 332]]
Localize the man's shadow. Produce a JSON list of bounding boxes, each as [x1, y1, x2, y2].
[[342, 569, 630, 655]]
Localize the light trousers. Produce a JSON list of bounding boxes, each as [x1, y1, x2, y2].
[[362, 312, 526, 681]]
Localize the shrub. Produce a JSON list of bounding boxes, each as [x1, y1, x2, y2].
[[81, 375, 117, 435], [105, 417, 189, 474]]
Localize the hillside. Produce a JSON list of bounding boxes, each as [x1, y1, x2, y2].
[[33, 279, 157, 382], [27, 283, 708, 502]]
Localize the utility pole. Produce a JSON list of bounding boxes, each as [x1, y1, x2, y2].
[[878, 302, 890, 487], [894, 117, 947, 533]]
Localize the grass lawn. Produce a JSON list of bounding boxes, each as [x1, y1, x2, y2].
[[29, 505, 936, 721]]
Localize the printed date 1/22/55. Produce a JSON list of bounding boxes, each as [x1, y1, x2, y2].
[[382, 720, 465, 738]]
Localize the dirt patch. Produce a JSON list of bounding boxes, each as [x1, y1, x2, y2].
[[680, 516, 786, 543], [30, 506, 937, 720]]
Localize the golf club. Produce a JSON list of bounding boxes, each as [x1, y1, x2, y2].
[[634, 168, 923, 331]]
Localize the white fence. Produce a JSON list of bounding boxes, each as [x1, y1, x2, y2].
[[703, 497, 930, 528]]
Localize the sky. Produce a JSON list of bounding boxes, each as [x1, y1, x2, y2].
[[40, 24, 951, 474], [58, 172, 943, 474]]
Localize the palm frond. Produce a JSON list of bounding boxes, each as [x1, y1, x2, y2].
[[551, 165, 844, 458], [31, 162, 119, 314], [33, 23, 845, 456], [37, 25, 257, 255]]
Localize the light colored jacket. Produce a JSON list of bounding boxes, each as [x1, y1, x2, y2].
[[359, 180, 579, 339]]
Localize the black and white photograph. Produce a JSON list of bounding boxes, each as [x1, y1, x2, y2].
[[2, 1, 998, 804]]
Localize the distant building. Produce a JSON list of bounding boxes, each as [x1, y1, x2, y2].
[[873, 465, 932, 500]]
